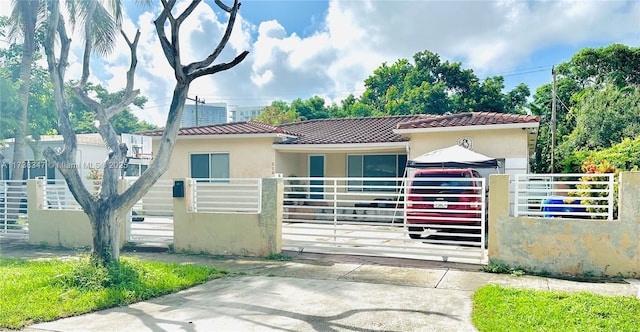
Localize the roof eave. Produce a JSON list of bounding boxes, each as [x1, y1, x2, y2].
[[149, 133, 283, 140], [272, 141, 409, 152], [393, 122, 540, 134]]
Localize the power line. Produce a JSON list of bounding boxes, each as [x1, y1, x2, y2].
[[478, 64, 554, 80]]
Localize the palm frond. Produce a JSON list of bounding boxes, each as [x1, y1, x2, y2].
[[90, 3, 118, 55]]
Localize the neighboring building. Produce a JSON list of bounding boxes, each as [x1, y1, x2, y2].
[[141, 112, 540, 183], [228, 105, 265, 123], [0, 134, 108, 183], [180, 102, 228, 127], [0, 133, 152, 184]]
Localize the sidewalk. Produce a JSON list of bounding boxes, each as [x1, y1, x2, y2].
[[1, 238, 638, 332]]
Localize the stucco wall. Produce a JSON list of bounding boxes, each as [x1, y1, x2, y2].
[[406, 128, 529, 160], [155, 137, 276, 180], [275, 152, 304, 177], [488, 172, 640, 277], [173, 178, 282, 256], [27, 179, 127, 248]]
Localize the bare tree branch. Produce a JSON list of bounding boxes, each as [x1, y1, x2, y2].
[[154, 0, 176, 68], [185, 0, 240, 74], [191, 50, 249, 79], [104, 29, 141, 119], [116, 82, 189, 210], [71, 86, 102, 110], [214, 0, 233, 12], [43, 0, 92, 208], [176, 0, 201, 24]]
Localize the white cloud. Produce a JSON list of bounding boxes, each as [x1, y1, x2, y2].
[[4, 0, 637, 126]]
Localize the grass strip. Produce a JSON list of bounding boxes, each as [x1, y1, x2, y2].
[[473, 284, 640, 332], [0, 257, 230, 329]]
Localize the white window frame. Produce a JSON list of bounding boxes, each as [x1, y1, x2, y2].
[[189, 152, 230, 182]]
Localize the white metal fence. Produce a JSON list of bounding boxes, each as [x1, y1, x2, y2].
[[282, 177, 487, 264], [126, 178, 174, 217], [513, 173, 616, 220], [43, 179, 85, 210], [125, 178, 174, 244], [191, 178, 262, 213], [0, 180, 28, 237]]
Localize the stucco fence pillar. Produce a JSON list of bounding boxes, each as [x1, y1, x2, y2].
[[488, 172, 640, 277], [172, 178, 283, 256], [27, 178, 128, 249]]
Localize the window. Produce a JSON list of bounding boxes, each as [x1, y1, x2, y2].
[[1, 163, 9, 180], [124, 164, 148, 177], [190, 153, 229, 181], [347, 154, 407, 190], [21, 161, 55, 180]]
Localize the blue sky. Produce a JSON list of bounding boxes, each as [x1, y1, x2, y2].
[[2, 0, 639, 126]]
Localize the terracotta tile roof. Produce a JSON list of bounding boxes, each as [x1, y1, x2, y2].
[[4, 133, 106, 146], [139, 121, 292, 137], [276, 115, 424, 144], [396, 112, 540, 130], [139, 112, 540, 145]]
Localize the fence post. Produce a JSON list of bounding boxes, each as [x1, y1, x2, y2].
[[513, 174, 521, 217], [607, 173, 615, 220], [617, 172, 640, 223], [488, 174, 510, 258], [259, 178, 282, 254], [172, 178, 190, 252]]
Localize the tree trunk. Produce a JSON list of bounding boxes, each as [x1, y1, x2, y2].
[[10, 0, 38, 182], [87, 202, 126, 264]]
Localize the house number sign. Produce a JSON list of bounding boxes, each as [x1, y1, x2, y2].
[[458, 137, 473, 150]]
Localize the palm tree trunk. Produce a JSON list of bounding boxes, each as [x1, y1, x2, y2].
[[9, 0, 39, 181]]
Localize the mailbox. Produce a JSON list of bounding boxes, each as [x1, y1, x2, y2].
[[172, 180, 185, 198]]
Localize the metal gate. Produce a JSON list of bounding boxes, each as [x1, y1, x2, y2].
[[282, 177, 487, 264], [0, 180, 29, 239], [126, 178, 174, 245]]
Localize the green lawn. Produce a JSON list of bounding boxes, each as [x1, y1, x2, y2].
[[473, 284, 640, 331], [0, 257, 230, 329]]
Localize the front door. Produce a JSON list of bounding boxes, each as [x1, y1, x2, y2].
[[309, 155, 324, 199]]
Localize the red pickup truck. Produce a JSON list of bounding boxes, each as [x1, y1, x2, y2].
[[406, 168, 484, 239]]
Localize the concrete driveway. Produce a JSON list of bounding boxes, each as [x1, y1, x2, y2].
[[26, 275, 476, 331]]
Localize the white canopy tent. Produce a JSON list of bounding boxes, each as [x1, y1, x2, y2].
[[407, 145, 499, 169]]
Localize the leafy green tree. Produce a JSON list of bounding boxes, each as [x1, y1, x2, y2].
[[253, 100, 299, 125], [67, 82, 154, 134], [556, 44, 640, 88], [557, 85, 640, 172], [0, 67, 21, 141], [532, 44, 640, 172], [530, 78, 581, 172], [359, 49, 529, 115], [0, 39, 56, 158], [291, 96, 329, 120]]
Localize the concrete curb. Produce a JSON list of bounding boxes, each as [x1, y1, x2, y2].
[[624, 279, 640, 298]]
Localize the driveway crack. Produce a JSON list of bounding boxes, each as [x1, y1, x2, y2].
[[338, 263, 363, 280], [434, 268, 449, 288]]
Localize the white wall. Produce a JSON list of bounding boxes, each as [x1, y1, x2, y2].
[[1, 141, 109, 188]]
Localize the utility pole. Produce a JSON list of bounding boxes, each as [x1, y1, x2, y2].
[[551, 66, 557, 173], [187, 96, 205, 126]]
